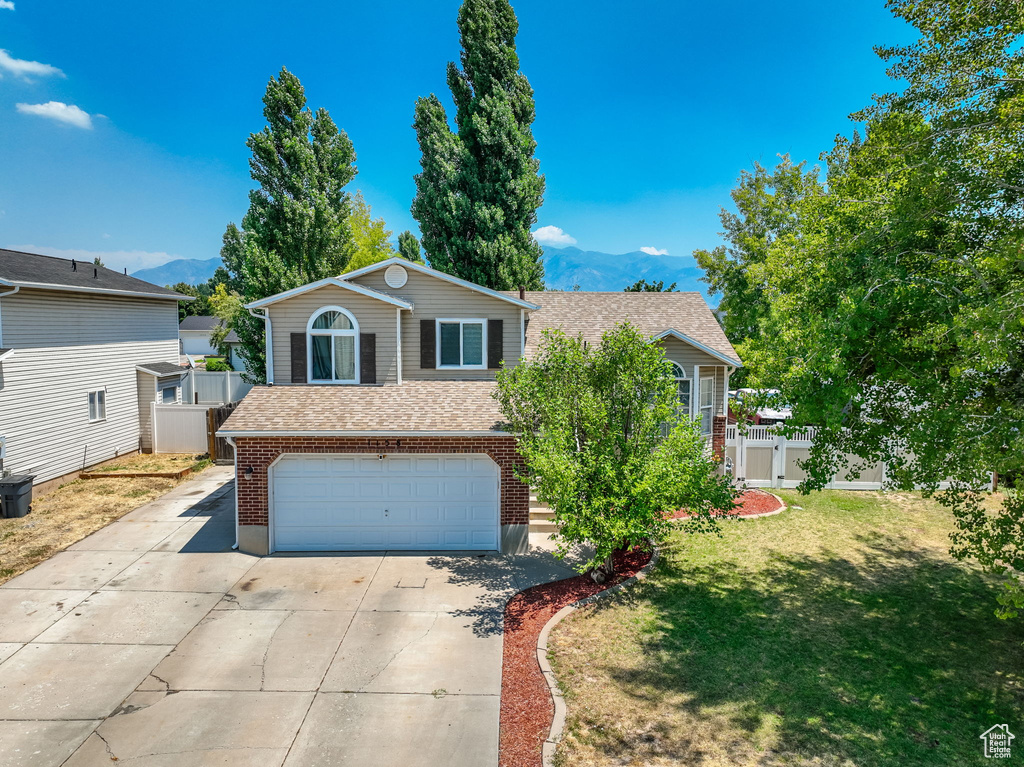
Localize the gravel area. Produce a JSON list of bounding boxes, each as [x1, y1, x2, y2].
[[499, 547, 652, 767]]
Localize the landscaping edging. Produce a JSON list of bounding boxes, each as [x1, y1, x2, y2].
[[80, 467, 197, 480], [535, 547, 661, 767]]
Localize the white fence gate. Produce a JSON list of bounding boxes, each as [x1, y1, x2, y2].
[[180, 371, 252, 405], [725, 425, 886, 491], [152, 403, 209, 453]]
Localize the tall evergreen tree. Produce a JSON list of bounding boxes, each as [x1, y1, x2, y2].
[[397, 230, 423, 263], [411, 0, 545, 290], [223, 68, 358, 382]]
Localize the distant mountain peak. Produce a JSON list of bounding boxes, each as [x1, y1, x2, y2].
[[540, 245, 706, 295], [131, 257, 222, 286]]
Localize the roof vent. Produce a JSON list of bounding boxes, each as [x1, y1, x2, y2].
[[94, 267, 98, 278], [72, 259, 77, 271], [384, 264, 408, 289]]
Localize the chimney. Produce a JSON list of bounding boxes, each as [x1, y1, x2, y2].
[[518, 285, 525, 301], [72, 259, 77, 271]]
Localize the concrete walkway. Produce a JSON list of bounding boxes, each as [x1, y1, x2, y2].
[[0, 466, 581, 767]]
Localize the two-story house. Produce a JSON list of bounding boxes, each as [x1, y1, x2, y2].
[[0, 249, 188, 491], [218, 258, 742, 556]]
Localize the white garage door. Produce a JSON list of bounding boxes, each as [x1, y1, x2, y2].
[[271, 453, 499, 551]]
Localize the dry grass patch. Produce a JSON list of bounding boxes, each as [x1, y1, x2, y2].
[[549, 490, 1024, 767], [85, 452, 209, 475], [0, 461, 213, 584]]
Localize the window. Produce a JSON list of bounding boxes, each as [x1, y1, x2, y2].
[[436, 319, 486, 369], [308, 306, 359, 383], [160, 385, 178, 404], [670, 362, 691, 413], [699, 376, 715, 435], [88, 389, 106, 422]]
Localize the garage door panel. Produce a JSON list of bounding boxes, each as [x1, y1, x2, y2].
[[272, 453, 499, 552]]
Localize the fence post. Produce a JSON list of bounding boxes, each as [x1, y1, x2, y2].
[[775, 434, 786, 489], [151, 401, 158, 454], [207, 408, 217, 461]]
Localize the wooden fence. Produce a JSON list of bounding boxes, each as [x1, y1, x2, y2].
[[207, 403, 239, 464]]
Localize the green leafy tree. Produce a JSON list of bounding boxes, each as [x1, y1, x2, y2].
[[397, 230, 423, 263], [343, 192, 396, 273], [223, 68, 359, 382], [172, 282, 212, 322], [92, 256, 105, 268], [693, 155, 823, 346], [411, 0, 545, 290], [741, 0, 1024, 618], [494, 323, 736, 577], [624, 279, 677, 292], [208, 283, 243, 357]]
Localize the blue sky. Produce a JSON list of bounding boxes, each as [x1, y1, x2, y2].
[[0, 1, 914, 274]]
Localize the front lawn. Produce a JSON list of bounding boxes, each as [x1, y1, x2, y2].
[[89, 452, 209, 475], [549, 490, 1024, 767]]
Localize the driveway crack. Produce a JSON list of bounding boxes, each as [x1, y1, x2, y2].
[[260, 614, 290, 690], [359, 612, 439, 692], [94, 731, 119, 762]]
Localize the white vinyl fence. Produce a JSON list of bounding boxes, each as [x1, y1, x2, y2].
[[180, 371, 252, 405], [152, 403, 209, 453], [725, 424, 887, 490]]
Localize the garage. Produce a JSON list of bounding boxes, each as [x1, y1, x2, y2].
[[270, 453, 500, 551]]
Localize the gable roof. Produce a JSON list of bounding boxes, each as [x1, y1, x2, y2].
[[341, 257, 542, 311], [245, 276, 413, 310], [514, 291, 741, 366], [217, 381, 506, 436], [0, 248, 190, 301]]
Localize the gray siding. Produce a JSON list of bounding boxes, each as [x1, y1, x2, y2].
[[136, 372, 157, 452], [350, 269, 523, 380], [0, 289, 181, 483], [267, 285, 399, 385]]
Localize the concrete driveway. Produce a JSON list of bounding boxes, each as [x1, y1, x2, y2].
[[0, 466, 579, 767]]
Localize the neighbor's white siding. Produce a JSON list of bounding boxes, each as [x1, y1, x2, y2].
[[0, 288, 181, 484], [179, 330, 216, 356]]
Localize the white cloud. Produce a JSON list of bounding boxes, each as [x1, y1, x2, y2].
[[0, 50, 64, 79], [7, 245, 182, 274], [532, 225, 577, 247], [640, 246, 670, 256], [0, 2, 15, 10], [16, 101, 93, 129]]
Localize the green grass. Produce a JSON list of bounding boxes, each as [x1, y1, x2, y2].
[[549, 490, 1024, 767]]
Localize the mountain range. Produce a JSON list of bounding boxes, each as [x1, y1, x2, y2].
[[131, 247, 708, 295]]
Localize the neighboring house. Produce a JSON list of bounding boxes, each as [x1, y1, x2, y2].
[[0, 248, 189, 488], [218, 258, 742, 557], [178, 315, 242, 370]]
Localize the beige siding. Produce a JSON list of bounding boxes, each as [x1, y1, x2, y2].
[[0, 289, 180, 483], [659, 337, 731, 418], [136, 372, 157, 451], [268, 285, 399, 385], [350, 268, 523, 380]]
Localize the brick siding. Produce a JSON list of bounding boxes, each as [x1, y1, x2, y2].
[[234, 436, 529, 528], [711, 415, 727, 461]]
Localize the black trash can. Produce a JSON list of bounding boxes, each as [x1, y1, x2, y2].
[[0, 475, 34, 518]]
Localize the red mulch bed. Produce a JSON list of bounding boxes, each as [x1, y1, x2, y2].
[[670, 488, 784, 520], [499, 546, 652, 767]]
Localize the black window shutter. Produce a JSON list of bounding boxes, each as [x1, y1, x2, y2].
[[360, 333, 376, 384], [420, 319, 436, 369], [290, 333, 307, 383], [488, 319, 503, 369]]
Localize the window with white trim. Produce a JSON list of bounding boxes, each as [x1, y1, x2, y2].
[[88, 388, 106, 422], [308, 307, 359, 383], [670, 362, 691, 413], [160, 385, 178, 404], [437, 319, 486, 369], [699, 376, 715, 435]]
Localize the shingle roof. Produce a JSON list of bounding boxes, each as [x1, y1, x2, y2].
[[218, 381, 506, 435], [179, 315, 218, 331], [511, 291, 739, 363], [179, 315, 240, 343], [136, 361, 185, 377], [0, 248, 188, 300]]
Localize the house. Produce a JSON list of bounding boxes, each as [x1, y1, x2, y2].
[[217, 257, 741, 556], [178, 315, 243, 370], [0, 248, 189, 490]]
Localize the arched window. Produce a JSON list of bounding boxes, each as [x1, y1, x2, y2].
[[307, 307, 359, 384], [670, 362, 691, 413]]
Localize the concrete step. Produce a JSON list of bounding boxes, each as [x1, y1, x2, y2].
[[529, 521, 559, 534], [530, 509, 555, 521]]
